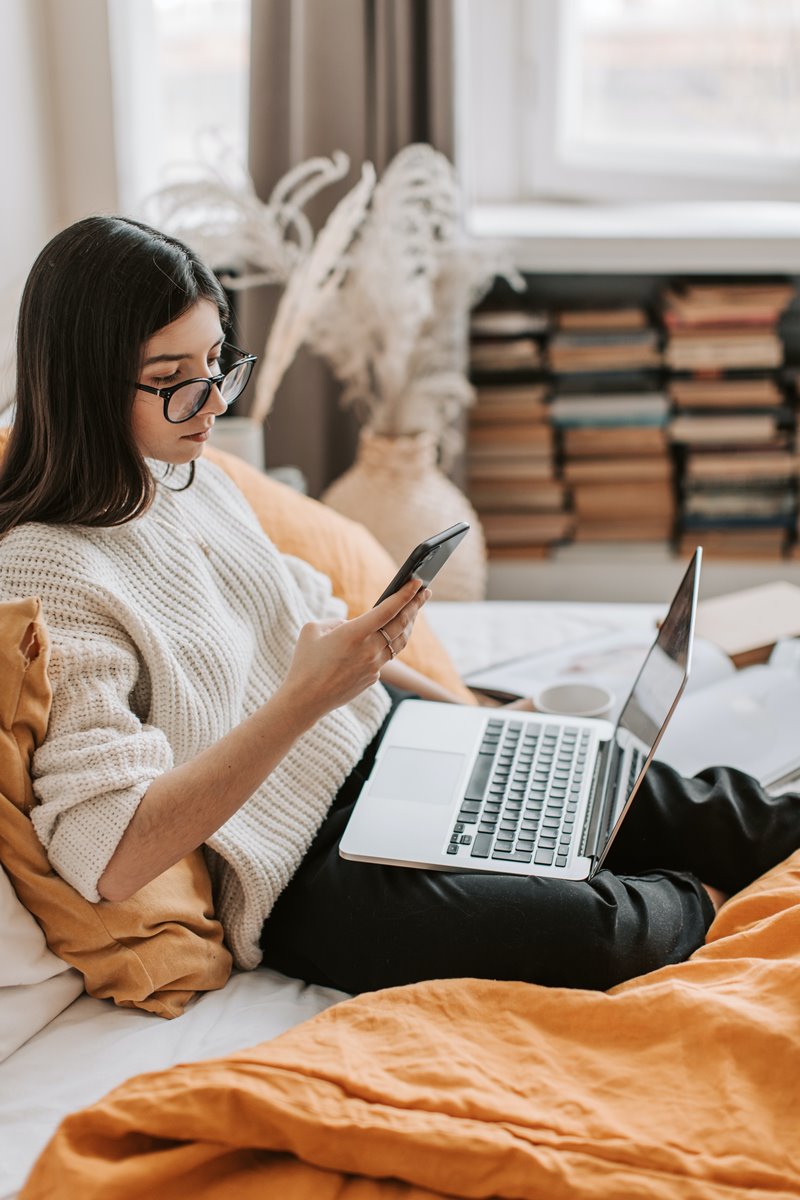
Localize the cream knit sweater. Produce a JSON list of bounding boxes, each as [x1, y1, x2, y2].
[[0, 460, 390, 968]]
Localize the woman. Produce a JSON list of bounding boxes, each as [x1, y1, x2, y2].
[[0, 216, 795, 994]]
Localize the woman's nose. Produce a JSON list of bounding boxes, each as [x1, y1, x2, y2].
[[206, 381, 228, 416]]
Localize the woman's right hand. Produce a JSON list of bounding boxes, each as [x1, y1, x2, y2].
[[276, 579, 430, 728]]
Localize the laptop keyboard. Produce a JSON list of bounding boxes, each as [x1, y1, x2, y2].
[[446, 718, 591, 868]]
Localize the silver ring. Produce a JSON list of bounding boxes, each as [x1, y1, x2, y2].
[[378, 627, 396, 659]]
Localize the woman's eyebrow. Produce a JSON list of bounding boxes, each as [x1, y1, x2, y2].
[[143, 337, 224, 367], [142, 352, 186, 366]]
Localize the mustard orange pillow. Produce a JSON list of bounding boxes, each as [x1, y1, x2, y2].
[[0, 597, 232, 1018], [205, 445, 476, 704]]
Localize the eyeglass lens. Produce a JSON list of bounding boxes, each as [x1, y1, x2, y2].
[[166, 358, 254, 422]]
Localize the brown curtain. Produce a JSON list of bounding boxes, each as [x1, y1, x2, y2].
[[243, 0, 455, 497]]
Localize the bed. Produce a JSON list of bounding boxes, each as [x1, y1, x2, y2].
[[0, 597, 609, 1194], [2, 597, 799, 1199], [2, 434, 799, 1197]]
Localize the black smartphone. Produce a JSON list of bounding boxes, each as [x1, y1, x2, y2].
[[374, 522, 470, 606]]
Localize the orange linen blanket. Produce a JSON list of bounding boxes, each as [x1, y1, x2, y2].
[[21, 850, 800, 1200]]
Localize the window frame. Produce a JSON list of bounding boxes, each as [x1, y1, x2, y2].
[[457, 0, 800, 208]]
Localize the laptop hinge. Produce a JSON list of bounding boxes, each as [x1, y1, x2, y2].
[[580, 737, 619, 864]]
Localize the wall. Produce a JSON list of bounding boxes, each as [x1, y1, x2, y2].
[[0, 0, 119, 415], [0, 0, 56, 297], [0, 0, 55, 412]]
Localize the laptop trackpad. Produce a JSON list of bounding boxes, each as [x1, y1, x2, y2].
[[369, 747, 466, 805]]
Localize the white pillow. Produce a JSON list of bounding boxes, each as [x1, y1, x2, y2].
[[0, 866, 83, 1061]]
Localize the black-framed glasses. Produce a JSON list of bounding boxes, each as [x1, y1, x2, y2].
[[135, 343, 258, 423]]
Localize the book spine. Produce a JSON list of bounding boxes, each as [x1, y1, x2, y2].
[[468, 278, 798, 560]]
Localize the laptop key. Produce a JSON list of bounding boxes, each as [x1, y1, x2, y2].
[[470, 833, 494, 858], [534, 847, 554, 865], [464, 752, 496, 802]]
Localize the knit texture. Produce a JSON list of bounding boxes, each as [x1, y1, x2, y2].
[[0, 461, 390, 968]]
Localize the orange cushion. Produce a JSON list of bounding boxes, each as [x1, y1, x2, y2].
[[204, 445, 475, 704], [0, 596, 232, 1018]]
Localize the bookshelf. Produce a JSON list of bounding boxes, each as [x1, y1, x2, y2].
[[466, 271, 800, 601]]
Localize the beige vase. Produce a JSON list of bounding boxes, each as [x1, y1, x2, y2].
[[207, 417, 265, 470], [321, 429, 488, 601]]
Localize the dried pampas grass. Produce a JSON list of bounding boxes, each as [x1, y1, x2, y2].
[[145, 142, 520, 458], [250, 161, 376, 423], [145, 141, 353, 290]]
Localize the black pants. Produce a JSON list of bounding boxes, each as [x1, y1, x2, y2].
[[260, 688, 800, 994]]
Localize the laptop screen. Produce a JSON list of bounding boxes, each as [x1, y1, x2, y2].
[[597, 548, 702, 862]]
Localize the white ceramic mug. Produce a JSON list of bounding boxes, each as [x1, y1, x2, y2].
[[533, 681, 615, 720]]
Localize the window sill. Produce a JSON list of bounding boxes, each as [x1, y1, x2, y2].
[[485, 548, 800, 604], [468, 202, 800, 274]]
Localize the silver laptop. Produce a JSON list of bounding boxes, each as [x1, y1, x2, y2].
[[340, 549, 701, 880]]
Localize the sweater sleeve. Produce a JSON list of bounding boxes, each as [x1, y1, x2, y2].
[[281, 553, 348, 623], [27, 584, 174, 904]]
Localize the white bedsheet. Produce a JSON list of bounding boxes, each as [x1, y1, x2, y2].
[[1, 598, 649, 1199], [0, 970, 347, 1199]]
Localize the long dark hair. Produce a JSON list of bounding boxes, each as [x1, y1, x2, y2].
[[0, 215, 230, 535]]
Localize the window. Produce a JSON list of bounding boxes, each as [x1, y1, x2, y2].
[[457, 0, 800, 206], [108, 0, 251, 213]]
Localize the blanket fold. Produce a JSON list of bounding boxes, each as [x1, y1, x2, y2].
[[20, 852, 800, 1200]]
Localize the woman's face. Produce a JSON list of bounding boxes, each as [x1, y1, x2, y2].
[[131, 299, 228, 463]]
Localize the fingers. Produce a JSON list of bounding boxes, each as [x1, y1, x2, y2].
[[377, 618, 409, 661], [305, 580, 430, 690], [376, 626, 397, 660], [361, 578, 424, 632], [376, 583, 431, 659]]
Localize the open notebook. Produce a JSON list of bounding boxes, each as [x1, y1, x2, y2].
[[655, 654, 800, 790]]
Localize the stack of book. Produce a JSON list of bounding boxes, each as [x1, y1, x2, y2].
[[548, 306, 661, 374], [467, 307, 573, 557], [469, 308, 549, 375], [785, 372, 800, 560], [662, 282, 793, 373], [548, 306, 674, 542], [663, 282, 798, 559], [678, 456, 799, 560]]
